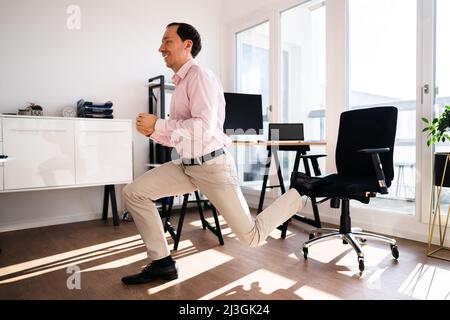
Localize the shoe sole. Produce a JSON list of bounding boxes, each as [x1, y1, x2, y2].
[[162, 273, 178, 280]]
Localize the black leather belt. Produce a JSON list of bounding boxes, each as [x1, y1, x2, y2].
[[182, 148, 225, 166]]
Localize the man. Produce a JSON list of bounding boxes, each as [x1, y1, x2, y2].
[[121, 22, 304, 285]]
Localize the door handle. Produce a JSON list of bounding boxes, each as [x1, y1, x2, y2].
[[421, 84, 430, 104]]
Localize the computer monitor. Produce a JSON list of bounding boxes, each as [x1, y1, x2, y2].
[[223, 92, 264, 135]]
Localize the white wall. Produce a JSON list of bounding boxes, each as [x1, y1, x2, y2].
[[0, 0, 223, 232]]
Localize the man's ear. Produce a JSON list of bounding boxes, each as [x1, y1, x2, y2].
[[184, 39, 193, 52]]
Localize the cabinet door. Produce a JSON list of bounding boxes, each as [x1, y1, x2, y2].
[[75, 120, 132, 185], [3, 118, 75, 190]]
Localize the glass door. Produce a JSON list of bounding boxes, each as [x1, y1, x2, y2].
[[348, 0, 417, 214], [234, 21, 270, 187], [428, 0, 450, 219], [279, 0, 326, 182], [434, 0, 450, 151]]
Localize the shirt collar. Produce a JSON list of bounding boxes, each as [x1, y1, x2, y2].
[[172, 59, 197, 85]]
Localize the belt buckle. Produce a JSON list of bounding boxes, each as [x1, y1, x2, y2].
[[194, 156, 203, 165]]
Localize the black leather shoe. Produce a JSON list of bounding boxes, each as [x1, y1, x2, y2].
[[121, 262, 178, 285], [290, 172, 325, 196]]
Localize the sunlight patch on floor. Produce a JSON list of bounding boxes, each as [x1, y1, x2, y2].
[[398, 263, 450, 300], [81, 239, 197, 272], [267, 229, 294, 240], [303, 240, 349, 263], [189, 216, 226, 228], [294, 285, 343, 300], [336, 246, 390, 269], [199, 269, 296, 300], [364, 267, 388, 289], [220, 227, 236, 238], [0, 235, 143, 284], [81, 252, 148, 273], [147, 249, 233, 295], [288, 253, 302, 261]]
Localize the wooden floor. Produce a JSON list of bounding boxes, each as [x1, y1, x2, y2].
[[0, 208, 449, 300]]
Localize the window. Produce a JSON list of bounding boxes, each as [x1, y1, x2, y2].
[[434, 0, 450, 136], [234, 21, 270, 187], [349, 0, 417, 214], [432, 0, 450, 213], [279, 0, 326, 181]]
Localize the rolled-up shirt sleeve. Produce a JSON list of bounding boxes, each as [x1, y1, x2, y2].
[[149, 123, 175, 147]]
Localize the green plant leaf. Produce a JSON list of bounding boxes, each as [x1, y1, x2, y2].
[[422, 117, 429, 123]]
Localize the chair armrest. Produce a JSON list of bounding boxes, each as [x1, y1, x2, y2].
[[358, 148, 389, 194], [357, 148, 390, 154], [298, 154, 327, 176]]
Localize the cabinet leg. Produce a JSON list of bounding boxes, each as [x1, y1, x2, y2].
[[102, 185, 110, 221], [110, 185, 119, 226], [102, 185, 119, 226]]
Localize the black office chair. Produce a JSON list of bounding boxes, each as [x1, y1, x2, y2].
[[290, 107, 399, 272], [258, 123, 326, 237]]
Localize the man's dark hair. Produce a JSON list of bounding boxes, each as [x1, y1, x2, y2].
[[167, 22, 202, 58]]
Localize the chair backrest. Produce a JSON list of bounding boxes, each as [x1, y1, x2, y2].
[[335, 107, 398, 184], [268, 123, 308, 152]]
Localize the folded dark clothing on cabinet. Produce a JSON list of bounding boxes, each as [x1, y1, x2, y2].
[[83, 107, 113, 114], [79, 114, 114, 119], [77, 106, 113, 115], [77, 99, 113, 109]]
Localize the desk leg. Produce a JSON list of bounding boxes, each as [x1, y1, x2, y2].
[[302, 157, 312, 176], [258, 150, 272, 214], [310, 197, 322, 228], [273, 151, 286, 193], [273, 151, 290, 238], [292, 152, 322, 228], [293, 151, 301, 172]]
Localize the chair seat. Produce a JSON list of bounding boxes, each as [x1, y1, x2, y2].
[[292, 172, 391, 199]]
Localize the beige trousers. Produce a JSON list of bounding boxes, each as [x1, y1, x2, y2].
[[122, 151, 303, 260]]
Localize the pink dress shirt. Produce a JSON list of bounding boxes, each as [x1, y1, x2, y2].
[[150, 59, 232, 159]]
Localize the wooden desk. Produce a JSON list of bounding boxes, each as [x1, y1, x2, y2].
[[233, 140, 326, 235]]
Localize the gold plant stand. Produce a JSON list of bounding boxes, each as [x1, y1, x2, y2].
[[427, 153, 450, 261]]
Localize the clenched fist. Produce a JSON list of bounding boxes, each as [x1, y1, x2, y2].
[[136, 113, 158, 137]]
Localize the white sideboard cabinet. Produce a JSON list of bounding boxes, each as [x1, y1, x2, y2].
[[2, 117, 75, 190], [75, 120, 132, 185], [0, 115, 133, 225]]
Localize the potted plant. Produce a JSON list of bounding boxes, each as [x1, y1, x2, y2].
[[422, 104, 450, 187]]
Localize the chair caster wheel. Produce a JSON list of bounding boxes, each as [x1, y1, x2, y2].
[[343, 240, 348, 245], [358, 258, 365, 272], [358, 238, 367, 243], [309, 233, 315, 240], [303, 247, 308, 259], [390, 244, 399, 259]]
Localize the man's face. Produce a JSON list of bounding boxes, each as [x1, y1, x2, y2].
[[159, 25, 192, 72]]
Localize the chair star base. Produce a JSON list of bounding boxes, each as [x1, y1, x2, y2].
[[301, 199, 399, 272]]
